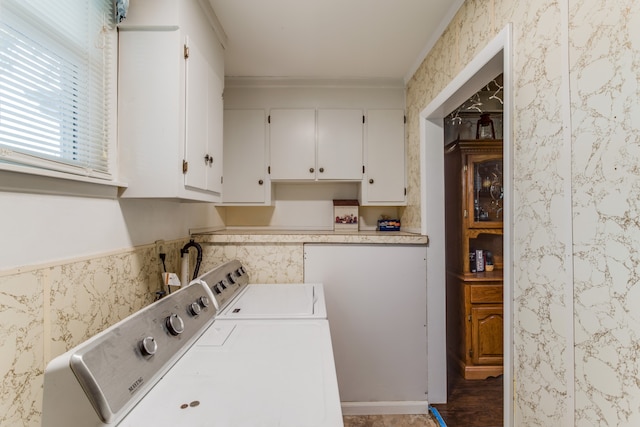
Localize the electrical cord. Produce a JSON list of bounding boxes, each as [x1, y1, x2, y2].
[[159, 253, 167, 272], [428, 405, 447, 427], [159, 253, 171, 294]]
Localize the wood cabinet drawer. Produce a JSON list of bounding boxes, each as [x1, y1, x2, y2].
[[470, 284, 503, 303]]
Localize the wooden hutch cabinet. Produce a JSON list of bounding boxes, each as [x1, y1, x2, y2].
[[445, 139, 504, 380]]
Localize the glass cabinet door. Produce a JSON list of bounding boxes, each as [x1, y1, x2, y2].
[[467, 154, 503, 228]]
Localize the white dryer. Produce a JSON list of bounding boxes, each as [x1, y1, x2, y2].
[[192, 259, 327, 319]]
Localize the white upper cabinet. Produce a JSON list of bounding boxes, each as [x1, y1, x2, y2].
[[223, 109, 271, 204], [184, 38, 223, 195], [269, 108, 363, 181], [269, 109, 316, 181], [361, 109, 406, 205], [317, 109, 363, 180], [117, 0, 223, 201]]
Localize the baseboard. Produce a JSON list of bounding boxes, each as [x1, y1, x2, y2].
[[341, 401, 429, 416]]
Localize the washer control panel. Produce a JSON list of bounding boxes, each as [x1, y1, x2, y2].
[[192, 260, 250, 310], [67, 282, 217, 423]]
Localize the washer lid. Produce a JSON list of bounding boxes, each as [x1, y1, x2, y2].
[[121, 319, 343, 427], [218, 283, 326, 319]]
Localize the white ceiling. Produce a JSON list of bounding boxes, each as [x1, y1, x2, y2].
[[208, 0, 464, 83]]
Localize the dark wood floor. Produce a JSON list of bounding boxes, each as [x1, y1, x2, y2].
[[431, 367, 503, 427]]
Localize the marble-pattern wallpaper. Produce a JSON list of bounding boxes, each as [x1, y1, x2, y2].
[[200, 243, 305, 283], [570, 0, 640, 425], [405, 0, 640, 425], [0, 239, 187, 427]]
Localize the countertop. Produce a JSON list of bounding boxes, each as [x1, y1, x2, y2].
[[192, 229, 429, 245]]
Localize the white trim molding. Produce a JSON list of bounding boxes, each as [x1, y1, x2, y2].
[[419, 25, 514, 427]]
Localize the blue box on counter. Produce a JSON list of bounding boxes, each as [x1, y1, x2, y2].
[[377, 219, 400, 231]]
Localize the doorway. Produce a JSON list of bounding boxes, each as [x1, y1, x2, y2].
[[423, 25, 513, 426]]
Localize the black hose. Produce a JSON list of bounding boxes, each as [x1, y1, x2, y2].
[[180, 239, 203, 280]]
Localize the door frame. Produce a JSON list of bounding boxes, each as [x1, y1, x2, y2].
[[421, 24, 513, 426]]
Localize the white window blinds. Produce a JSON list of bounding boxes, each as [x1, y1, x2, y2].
[[0, 0, 114, 178]]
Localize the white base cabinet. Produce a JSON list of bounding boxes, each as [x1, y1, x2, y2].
[[303, 244, 427, 412]]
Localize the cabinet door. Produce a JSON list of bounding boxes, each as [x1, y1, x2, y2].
[[466, 153, 503, 228], [223, 109, 269, 204], [303, 244, 428, 402], [317, 109, 363, 180], [471, 305, 503, 365], [362, 109, 406, 205], [118, 31, 183, 196], [207, 69, 224, 194], [184, 37, 207, 191], [184, 37, 222, 194], [269, 109, 316, 180]]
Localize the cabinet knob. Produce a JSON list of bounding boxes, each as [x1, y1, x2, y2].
[[258, 179, 264, 185], [369, 178, 374, 184], [309, 167, 315, 173], [319, 167, 324, 173]]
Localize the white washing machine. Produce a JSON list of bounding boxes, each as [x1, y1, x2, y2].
[[42, 279, 343, 426], [123, 318, 342, 426], [192, 259, 327, 320]]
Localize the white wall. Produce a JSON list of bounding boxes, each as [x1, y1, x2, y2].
[[0, 187, 224, 271], [0, 0, 229, 272]]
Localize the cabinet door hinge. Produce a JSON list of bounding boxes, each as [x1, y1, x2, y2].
[[464, 209, 468, 218], [463, 164, 468, 172], [183, 44, 189, 59], [468, 314, 472, 322], [182, 160, 188, 173]]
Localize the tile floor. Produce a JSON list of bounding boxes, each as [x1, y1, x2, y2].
[[343, 414, 439, 427]]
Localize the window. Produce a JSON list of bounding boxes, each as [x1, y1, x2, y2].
[[0, 0, 115, 180]]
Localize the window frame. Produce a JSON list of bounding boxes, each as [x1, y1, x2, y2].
[[0, 0, 122, 195]]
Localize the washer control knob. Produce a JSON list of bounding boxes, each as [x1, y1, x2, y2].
[[212, 284, 221, 294], [189, 301, 202, 316], [165, 313, 184, 335], [239, 266, 246, 274], [198, 295, 210, 308], [140, 336, 157, 356], [226, 273, 236, 284], [235, 268, 243, 277]]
